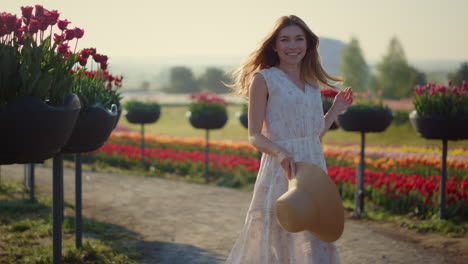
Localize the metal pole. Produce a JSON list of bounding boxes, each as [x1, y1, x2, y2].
[[141, 123, 145, 169], [75, 153, 82, 248], [354, 131, 366, 217], [29, 164, 35, 202], [204, 129, 209, 182], [53, 154, 63, 264], [24, 164, 28, 192], [440, 139, 448, 220]]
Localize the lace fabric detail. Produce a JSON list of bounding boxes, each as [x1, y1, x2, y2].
[[225, 67, 340, 264]]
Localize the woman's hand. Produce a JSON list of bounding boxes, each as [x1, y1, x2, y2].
[[333, 86, 353, 113], [277, 149, 296, 181]]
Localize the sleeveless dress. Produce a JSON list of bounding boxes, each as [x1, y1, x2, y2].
[[224, 67, 340, 264]]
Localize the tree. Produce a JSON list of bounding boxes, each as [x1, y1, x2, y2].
[[163, 66, 199, 94], [139, 80, 151, 91], [339, 37, 369, 92], [198, 67, 231, 94], [410, 66, 427, 86], [372, 37, 416, 99], [449, 62, 468, 87]]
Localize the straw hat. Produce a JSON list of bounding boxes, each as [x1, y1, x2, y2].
[[274, 161, 344, 243]]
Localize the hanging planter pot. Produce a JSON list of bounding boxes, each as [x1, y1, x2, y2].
[[187, 110, 228, 130], [61, 104, 118, 153], [0, 94, 81, 165], [124, 101, 161, 124], [112, 102, 123, 129], [409, 110, 468, 140], [236, 111, 248, 129], [338, 108, 393, 133], [329, 121, 339, 130], [126, 109, 160, 124]]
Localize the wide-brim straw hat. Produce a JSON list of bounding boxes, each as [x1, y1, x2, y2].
[[274, 161, 344, 243]]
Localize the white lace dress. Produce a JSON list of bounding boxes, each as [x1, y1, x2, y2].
[[225, 67, 340, 264]]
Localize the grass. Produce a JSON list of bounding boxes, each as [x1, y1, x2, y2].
[[342, 199, 467, 237], [0, 181, 143, 263], [117, 105, 468, 147]]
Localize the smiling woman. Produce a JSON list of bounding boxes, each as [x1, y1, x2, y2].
[[223, 15, 353, 264]]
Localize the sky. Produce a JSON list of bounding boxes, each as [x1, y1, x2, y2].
[[3, 0, 468, 63]]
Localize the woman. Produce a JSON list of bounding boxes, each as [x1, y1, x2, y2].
[[225, 15, 353, 263]]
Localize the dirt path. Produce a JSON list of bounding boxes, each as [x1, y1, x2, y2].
[[1, 164, 466, 264]]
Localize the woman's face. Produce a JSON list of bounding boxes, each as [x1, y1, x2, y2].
[[274, 25, 307, 66]]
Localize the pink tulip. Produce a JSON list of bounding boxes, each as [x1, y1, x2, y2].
[[451, 86, 461, 96]]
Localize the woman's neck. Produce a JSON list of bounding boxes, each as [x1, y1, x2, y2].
[[277, 63, 301, 79]]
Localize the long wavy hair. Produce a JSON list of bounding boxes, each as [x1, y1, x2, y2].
[[228, 15, 342, 98]]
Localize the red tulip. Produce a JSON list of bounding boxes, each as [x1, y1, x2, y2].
[[27, 19, 39, 33], [73, 27, 84, 39], [57, 43, 69, 54], [64, 28, 75, 40], [49, 10, 60, 26], [53, 33, 64, 43], [320, 88, 339, 98], [57, 19, 70, 31], [78, 56, 87, 66], [21, 6, 34, 19], [35, 5, 44, 18]]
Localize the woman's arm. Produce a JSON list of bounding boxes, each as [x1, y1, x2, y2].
[[248, 73, 296, 180], [320, 87, 353, 139]]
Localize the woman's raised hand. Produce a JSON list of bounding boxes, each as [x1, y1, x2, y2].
[[333, 86, 354, 113]]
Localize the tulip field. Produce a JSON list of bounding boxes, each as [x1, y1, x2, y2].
[[81, 130, 468, 221]]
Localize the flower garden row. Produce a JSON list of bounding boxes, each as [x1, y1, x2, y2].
[[81, 132, 468, 220], [108, 131, 468, 178]]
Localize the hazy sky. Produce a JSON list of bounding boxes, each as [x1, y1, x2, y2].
[[4, 0, 468, 63]]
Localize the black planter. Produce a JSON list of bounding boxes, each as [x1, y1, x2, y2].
[[409, 110, 468, 140], [329, 121, 339, 130], [125, 109, 160, 124], [188, 111, 228, 130], [238, 112, 248, 129], [338, 109, 393, 133], [0, 94, 81, 165], [61, 104, 118, 153], [112, 102, 123, 129]]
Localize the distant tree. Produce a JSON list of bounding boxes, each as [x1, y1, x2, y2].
[[372, 37, 415, 99], [198, 67, 231, 94], [163, 66, 200, 93], [140, 80, 151, 91], [339, 37, 369, 92], [449, 62, 468, 87], [410, 66, 427, 86]]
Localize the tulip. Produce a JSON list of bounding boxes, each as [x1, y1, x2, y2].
[[57, 19, 71, 31], [53, 33, 64, 43], [64, 28, 75, 40], [35, 5, 44, 18], [21, 6, 34, 19], [57, 43, 69, 54], [73, 27, 84, 39], [27, 19, 39, 33], [78, 56, 87, 66]]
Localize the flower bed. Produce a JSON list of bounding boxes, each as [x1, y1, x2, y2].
[[86, 132, 468, 219]]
